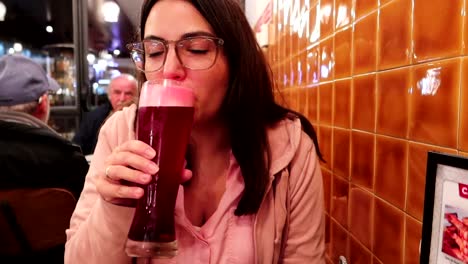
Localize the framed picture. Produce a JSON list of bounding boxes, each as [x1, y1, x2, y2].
[[421, 151, 468, 264]]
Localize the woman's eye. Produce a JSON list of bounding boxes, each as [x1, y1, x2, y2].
[[187, 49, 209, 54], [147, 51, 164, 57]]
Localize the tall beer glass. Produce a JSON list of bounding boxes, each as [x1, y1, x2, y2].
[[125, 80, 194, 258]]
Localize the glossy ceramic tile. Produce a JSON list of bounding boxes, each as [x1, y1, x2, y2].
[[319, 82, 334, 125], [334, 0, 352, 30], [413, 0, 463, 62], [354, 0, 378, 20], [334, 27, 352, 78], [378, 0, 411, 70], [376, 68, 410, 138], [320, 0, 335, 38], [409, 59, 460, 148], [375, 136, 408, 210], [407, 142, 457, 220], [373, 198, 404, 264], [332, 175, 349, 228], [352, 74, 376, 132], [325, 214, 331, 255], [307, 86, 319, 122], [460, 58, 468, 151], [320, 37, 334, 81], [405, 216, 422, 264], [353, 12, 377, 74], [349, 236, 372, 264], [334, 78, 351, 128], [309, 3, 320, 44], [296, 86, 308, 115], [323, 170, 332, 213], [349, 185, 373, 249], [330, 220, 349, 264], [319, 125, 333, 170], [333, 128, 350, 179], [307, 44, 321, 85], [374, 256, 383, 264], [351, 131, 375, 190]]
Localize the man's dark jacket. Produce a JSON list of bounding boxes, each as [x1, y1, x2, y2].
[[72, 102, 112, 155], [0, 111, 89, 199]]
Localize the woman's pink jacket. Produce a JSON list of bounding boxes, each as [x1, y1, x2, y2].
[[65, 104, 325, 263]]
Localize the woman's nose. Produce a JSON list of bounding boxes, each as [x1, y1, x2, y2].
[[162, 48, 185, 80]]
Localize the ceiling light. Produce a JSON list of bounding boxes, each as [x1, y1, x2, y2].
[[0, 1, 6, 21], [46, 25, 53, 33], [102, 1, 120, 23]]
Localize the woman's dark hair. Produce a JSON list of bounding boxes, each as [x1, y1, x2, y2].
[[139, 0, 323, 216]]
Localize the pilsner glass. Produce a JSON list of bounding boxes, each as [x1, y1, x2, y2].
[[125, 80, 195, 258]]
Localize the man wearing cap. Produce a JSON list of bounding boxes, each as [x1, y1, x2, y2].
[[0, 55, 89, 199]]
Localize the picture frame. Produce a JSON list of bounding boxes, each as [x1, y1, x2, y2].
[[420, 151, 468, 264]]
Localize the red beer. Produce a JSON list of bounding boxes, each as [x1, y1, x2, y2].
[[125, 81, 194, 258]]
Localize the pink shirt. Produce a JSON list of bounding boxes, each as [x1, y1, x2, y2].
[[146, 153, 254, 264]]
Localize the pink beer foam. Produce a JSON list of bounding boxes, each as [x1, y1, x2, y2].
[[139, 80, 194, 107]]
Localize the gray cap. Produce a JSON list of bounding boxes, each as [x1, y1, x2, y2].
[[0, 55, 60, 106]]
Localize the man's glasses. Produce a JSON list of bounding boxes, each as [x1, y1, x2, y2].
[[126, 36, 224, 72]]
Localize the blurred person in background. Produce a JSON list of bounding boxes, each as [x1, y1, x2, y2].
[[0, 54, 89, 200], [72, 74, 138, 155]]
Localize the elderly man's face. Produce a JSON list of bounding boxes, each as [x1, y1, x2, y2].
[[108, 77, 137, 111]]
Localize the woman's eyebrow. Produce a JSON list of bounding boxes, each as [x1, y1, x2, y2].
[[143, 31, 216, 41]]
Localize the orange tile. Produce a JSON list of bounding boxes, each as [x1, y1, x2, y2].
[[373, 199, 404, 264], [375, 136, 408, 210], [355, 0, 378, 20], [334, 79, 351, 128], [349, 236, 372, 264], [319, 126, 333, 170], [307, 44, 321, 85], [405, 216, 422, 264], [320, 37, 334, 81], [335, 0, 352, 29], [323, 170, 332, 213], [307, 86, 319, 122], [309, 3, 320, 44], [320, 0, 335, 38], [409, 59, 460, 148], [351, 131, 375, 190], [407, 142, 457, 220], [373, 256, 383, 264], [413, 0, 463, 62], [353, 12, 377, 74], [460, 151, 468, 158], [291, 30, 299, 58], [319, 82, 334, 125], [376, 68, 410, 138], [334, 27, 352, 78], [297, 86, 308, 116], [378, 0, 411, 70], [352, 74, 376, 132], [332, 175, 349, 228], [298, 51, 307, 86], [349, 185, 373, 249], [330, 220, 349, 264], [333, 128, 350, 179], [460, 58, 468, 151]]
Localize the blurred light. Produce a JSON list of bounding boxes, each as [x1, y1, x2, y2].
[[8, 48, 14, 54], [46, 25, 53, 33], [87, 53, 96, 64], [13, 43, 23, 52], [0, 1, 6, 21], [102, 1, 120, 23], [417, 67, 441, 96], [113, 49, 120, 56]]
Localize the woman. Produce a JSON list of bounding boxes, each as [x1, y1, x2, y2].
[[65, 0, 325, 263]]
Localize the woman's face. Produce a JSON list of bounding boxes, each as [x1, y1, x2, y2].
[[143, 0, 229, 126]]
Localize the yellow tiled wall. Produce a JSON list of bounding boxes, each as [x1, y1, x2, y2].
[[265, 0, 468, 263]]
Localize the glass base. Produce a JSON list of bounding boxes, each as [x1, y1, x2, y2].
[[125, 239, 177, 258]]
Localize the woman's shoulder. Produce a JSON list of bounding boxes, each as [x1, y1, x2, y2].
[[267, 116, 315, 174], [99, 104, 137, 144]]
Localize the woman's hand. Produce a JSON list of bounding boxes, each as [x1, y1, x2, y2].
[[96, 140, 157, 203], [96, 140, 193, 204]]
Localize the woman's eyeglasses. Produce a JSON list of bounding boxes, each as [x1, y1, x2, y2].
[[126, 36, 224, 72]]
